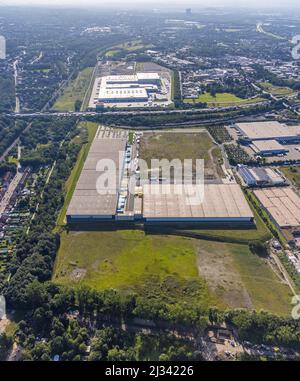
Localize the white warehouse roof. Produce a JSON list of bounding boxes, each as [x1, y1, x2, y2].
[[143, 183, 254, 220], [235, 122, 300, 140]]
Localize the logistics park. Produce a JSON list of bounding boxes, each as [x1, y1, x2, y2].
[[66, 126, 254, 227], [53, 117, 300, 318], [49, 58, 300, 322], [88, 61, 173, 109]]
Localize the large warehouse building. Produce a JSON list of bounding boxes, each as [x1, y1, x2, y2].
[[66, 127, 127, 223], [237, 165, 286, 187], [67, 128, 254, 227], [235, 121, 300, 143], [233, 121, 300, 158], [142, 183, 254, 226], [251, 140, 289, 157], [92, 72, 162, 104], [254, 187, 300, 228]]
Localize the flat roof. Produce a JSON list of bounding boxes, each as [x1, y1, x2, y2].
[[252, 140, 288, 152], [254, 187, 300, 228], [99, 88, 148, 100], [67, 126, 127, 217], [97, 72, 161, 101], [136, 72, 160, 80], [143, 184, 254, 219], [236, 122, 300, 140]]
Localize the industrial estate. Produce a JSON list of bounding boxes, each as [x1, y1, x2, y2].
[[89, 63, 172, 109], [2, 5, 300, 363], [66, 126, 254, 227], [65, 119, 300, 277]]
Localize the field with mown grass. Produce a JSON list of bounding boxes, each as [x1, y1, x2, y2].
[[52, 67, 94, 111], [53, 229, 292, 315], [184, 92, 265, 107]]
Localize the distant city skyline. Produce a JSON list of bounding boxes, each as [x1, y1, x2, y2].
[[1, 0, 300, 9]]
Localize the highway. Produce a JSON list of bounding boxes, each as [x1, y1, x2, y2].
[[5, 99, 272, 119]]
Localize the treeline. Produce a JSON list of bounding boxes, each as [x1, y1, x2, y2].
[[12, 282, 203, 361], [253, 64, 300, 91], [207, 125, 232, 143], [2, 119, 81, 307], [0, 75, 15, 112], [6, 281, 300, 361], [87, 102, 278, 128], [0, 116, 27, 158], [173, 70, 182, 106], [20, 117, 78, 168], [205, 77, 256, 99]]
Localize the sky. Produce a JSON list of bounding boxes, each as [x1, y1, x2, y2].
[[1, 0, 300, 9]]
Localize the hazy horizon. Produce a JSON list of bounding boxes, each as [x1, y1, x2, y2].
[[1, 0, 300, 10]]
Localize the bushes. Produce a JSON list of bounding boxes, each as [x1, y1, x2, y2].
[[0, 333, 13, 360], [225, 309, 300, 349], [173, 70, 182, 107], [224, 143, 256, 166], [207, 125, 232, 143], [3, 119, 80, 308], [249, 241, 268, 258]]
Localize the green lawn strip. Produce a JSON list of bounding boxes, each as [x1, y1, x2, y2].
[[56, 122, 98, 226], [260, 82, 295, 96], [81, 66, 97, 111], [52, 67, 94, 111], [184, 92, 265, 106]]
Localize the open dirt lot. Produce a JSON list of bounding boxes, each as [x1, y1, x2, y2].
[[139, 130, 225, 181]]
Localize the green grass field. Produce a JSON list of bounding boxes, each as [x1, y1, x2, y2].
[[105, 40, 153, 57], [56, 122, 99, 226], [196, 240, 292, 315], [280, 166, 300, 189], [52, 67, 94, 111], [184, 92, 265, 107], [260, 82, 296, 97], [53, 230, 292, 315]]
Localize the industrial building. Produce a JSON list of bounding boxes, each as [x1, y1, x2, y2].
[[67, 127, 254, 228], [254, 187, 300, 228], [251, 140, 289, 157], [235, 121, 300, 143], [66, 127, 127, 223], [237, 165, 286, 187], [142, 183, 254, 226], [92, 72, 162, 105]]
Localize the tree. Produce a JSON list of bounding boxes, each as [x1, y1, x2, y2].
[[74, 99, 82, 112], [249, 241, 268, 257], [0, 333, 13, 361]]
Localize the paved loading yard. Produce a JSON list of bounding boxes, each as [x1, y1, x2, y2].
[[254, 187, 300, 228]]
